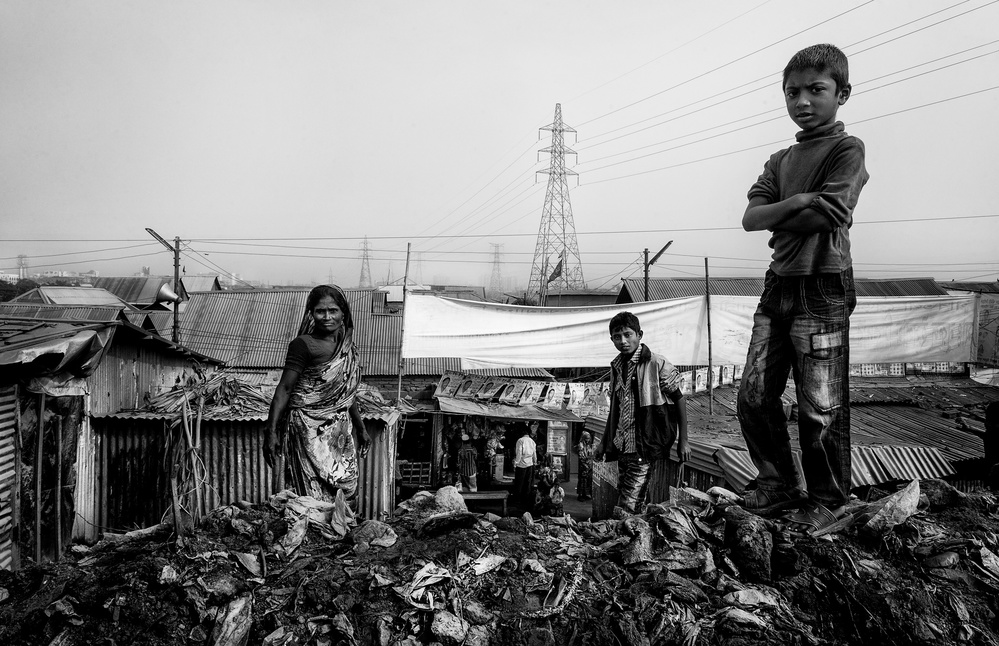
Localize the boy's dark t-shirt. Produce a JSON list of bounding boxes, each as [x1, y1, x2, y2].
[[748, 120, 869, 276]]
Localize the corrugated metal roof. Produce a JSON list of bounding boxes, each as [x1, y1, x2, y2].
[[714, 443, 954, 493], [9, 286, 131, 306], [619, 277, 950, 302], [184, 276, 222, 292], [91, 276, 187, 304], [687, 379, 991, 466], [182, 289, 555, 378], [0, 304, 127, 323], [619, 277, 766, 302], [853, 278, 949, 297], [943, 281, 999, 294], [145, 311, 174, 337], [181, 289, 307, 368]]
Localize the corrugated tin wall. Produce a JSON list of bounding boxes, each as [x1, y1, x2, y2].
[[73, 403, 98, 543], [83, 416, 395, 537], [88, 334, 200, 416], [356, 420, 398, 521], [0, 386, 17, 570]]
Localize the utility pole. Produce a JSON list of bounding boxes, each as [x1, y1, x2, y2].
[[643, 240, 673, 301], [528, 104, 585, 302], [146, 228, 182, 343], [397, 243, 411, 403]]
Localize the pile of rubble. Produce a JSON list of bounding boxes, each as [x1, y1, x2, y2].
[[2, 479, 999, 645]]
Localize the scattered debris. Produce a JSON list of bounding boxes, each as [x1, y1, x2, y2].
[[1, 479, 998, 645]]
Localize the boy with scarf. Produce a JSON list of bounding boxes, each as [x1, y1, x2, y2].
[[595, 311, 689, 514]]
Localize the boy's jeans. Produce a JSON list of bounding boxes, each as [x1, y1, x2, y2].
[[617, 453, 650, 513], [737, 268, 856, 508]]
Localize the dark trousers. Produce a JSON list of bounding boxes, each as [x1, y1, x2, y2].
[[737, 269, 856, 507], [513, 465, 535, 507]]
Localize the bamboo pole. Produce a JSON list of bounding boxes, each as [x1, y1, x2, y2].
[[55, 415, 62, 560], [705, 258, 714, 416], [35, 393, 45, 563]]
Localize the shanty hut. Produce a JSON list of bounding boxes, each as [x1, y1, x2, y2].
[[0, 311, 214, 569]]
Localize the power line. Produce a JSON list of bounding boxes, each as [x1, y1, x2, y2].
[[574, 1, 876, 127], [0, 243, 159, 262], [566, 0, 774, 104], [574, 1, 995, 152], [579, 50, 999, 175], [582, 85, 999, 184], [11, 212, 999, 247], [576, 40, 999, 164]]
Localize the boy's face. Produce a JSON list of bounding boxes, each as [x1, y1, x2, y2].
[[610, 325, 642, 355], [783, 67, 850, 131]]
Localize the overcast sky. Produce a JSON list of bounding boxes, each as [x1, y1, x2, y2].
[[2, 0, 997, 290]]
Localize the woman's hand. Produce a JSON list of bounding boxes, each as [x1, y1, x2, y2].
[[264, 428, 282, 469], [357, 429, 372, 459]]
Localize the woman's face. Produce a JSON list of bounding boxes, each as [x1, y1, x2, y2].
[[311, 295, 345, 337]]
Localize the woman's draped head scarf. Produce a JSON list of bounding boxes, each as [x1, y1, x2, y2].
[[298, 284, 354, 336]]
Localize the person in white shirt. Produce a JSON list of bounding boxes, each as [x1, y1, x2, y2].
[[513, 422, 538, 507]]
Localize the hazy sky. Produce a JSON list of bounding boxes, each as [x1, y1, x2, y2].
[[2, 1, 997, 289]]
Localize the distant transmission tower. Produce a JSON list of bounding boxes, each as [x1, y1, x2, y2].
[[17, 255, 28, 280], [488, 243, 504, 296], [527, 103, 585, 303], [358, 237, 374, 289], [411, 251, 424, 285]]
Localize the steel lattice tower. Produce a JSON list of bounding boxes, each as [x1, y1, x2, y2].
[[488, 243, 503, 296], [358, 237, 373, 289], [527, 103, 585, 303]]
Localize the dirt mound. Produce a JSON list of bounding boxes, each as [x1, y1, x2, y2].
[[2, 479, 999, 645]]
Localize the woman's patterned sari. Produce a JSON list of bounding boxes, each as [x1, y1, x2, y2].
[[286, 328, 361, 507]]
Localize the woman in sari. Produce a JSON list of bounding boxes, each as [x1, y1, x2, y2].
[[264, 285, 370, 508]]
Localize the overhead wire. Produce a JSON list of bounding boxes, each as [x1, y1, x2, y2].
[[577, 47, 999, 174], [574, 0, 992, 147], [573, 1, 876, 128]]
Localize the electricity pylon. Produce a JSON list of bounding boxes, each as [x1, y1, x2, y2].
[[527, 103, 585, 304], [488, 243, 503, 296], [358, 237, 373, 289]]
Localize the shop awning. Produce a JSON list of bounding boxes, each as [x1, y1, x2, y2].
[[436, 397, 583, 423]]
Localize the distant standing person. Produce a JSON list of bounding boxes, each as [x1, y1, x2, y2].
[[513, 422, 538, 507], [595, 312, 689, 515], [264, 285, 371, 510], [736, 44, 869, 536], [576, 431, 594, 502], [457, 433, 479, 492]]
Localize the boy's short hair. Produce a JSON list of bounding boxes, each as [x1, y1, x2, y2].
[[609, 311, 641, 335], [783, 43, 849, 92]]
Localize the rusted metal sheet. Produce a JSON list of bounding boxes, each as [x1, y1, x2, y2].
[[0, 386, 17, 570], [72, 409, 99, 543], [88, 334, 200, 416]]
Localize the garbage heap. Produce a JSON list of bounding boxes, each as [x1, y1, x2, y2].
[[2, 479, 999, 646]]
